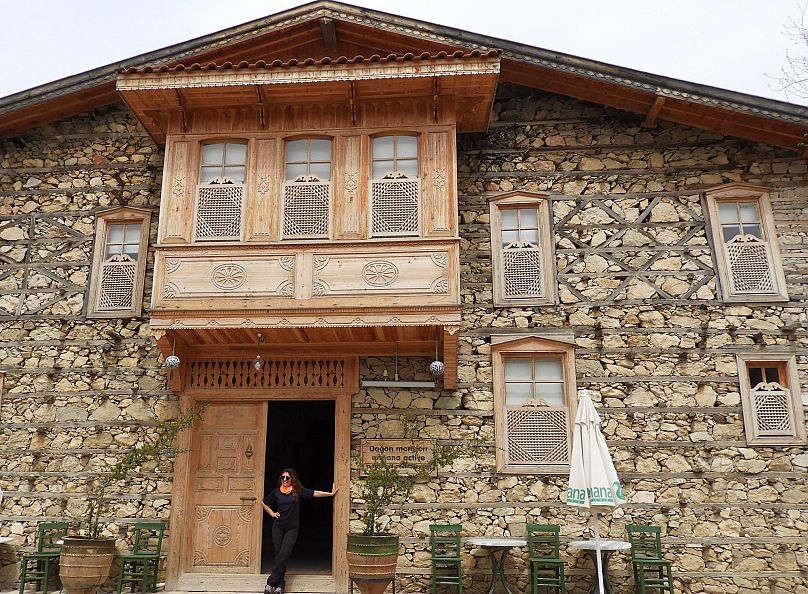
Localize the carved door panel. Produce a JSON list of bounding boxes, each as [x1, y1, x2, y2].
[[187, 402, 266, 573]]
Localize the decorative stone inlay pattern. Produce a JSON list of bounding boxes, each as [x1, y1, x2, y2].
[[211, 264, 246, 290], [362, 261, 399, 286]]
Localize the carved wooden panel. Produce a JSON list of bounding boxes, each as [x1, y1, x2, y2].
[[157, 253, 295, 306], [311, 251, 450, 298], [506, 406, 569, 465], [245, 139, 280, 241], [282, 179, 331, 238], [422, 130, 455, 237], [370, 176, 420, 237], [333, 135, 364, 239], [189, 402, 264, 573], [725, 235, 775, 294], [98, 257, 137, 309], [161, 140, 197, 243], [750, 382, 795, 437], [188, 358, 348, 392], [195, 182, 244, 241]]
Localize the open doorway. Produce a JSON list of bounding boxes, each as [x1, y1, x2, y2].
[[262, 401, 335, 576]]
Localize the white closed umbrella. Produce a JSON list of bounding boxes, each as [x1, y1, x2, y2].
[[567, 390, 626, 594]]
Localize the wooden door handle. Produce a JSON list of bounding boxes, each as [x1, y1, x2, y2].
[[240, 496, 257, 502], [245, 445, 253, 458]]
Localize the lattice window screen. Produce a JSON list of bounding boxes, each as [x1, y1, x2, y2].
[[750, 382, 795, 437], [188, 358, 346, 390], [196, 182, 243, 241], [371, 176, 420, 236], [506, 406, 568, 464], [725, 235, 775, 294], [98, 256, 136, 310], [283, 178, 330, 238], [503, 246, 544, 298]]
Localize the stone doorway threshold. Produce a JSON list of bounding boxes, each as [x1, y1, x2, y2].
[[173, 573, 335, 593]]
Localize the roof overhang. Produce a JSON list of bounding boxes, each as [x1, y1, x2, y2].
[[117, 51, 500, 140], [1, 1, 808, 152]]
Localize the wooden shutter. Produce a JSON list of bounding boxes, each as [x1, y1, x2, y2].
[[506, 405, 569, 465]]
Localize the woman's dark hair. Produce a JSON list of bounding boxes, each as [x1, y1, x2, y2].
[[277, 468, 304, 499]]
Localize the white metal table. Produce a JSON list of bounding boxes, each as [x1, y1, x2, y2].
[[466, 537, 527, 594], [568, 539, 631, 594]]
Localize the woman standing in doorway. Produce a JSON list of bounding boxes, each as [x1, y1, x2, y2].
[[262, 468, 337, 594]]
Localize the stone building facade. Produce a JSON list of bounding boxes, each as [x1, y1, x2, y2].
[[0, 4, 807, 594]]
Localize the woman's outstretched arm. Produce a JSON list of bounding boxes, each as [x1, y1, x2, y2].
[[313, 483, 338, 497]]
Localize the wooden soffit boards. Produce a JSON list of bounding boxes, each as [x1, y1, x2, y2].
[[500, 59, 808, 153], [117, 53, 500, 141]]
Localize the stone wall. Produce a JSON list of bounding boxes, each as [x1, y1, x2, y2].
[[0, 104, 169, 585], [350, 86, 808, 594], [0, 86, 805, 594]]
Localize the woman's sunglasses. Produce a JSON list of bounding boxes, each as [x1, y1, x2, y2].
[[281, 475, 291, 481]]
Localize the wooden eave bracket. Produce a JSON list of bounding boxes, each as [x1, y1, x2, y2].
[[643, 94, 666, 128], [442, 325, 459, 390], [319, 17, 337, 48]]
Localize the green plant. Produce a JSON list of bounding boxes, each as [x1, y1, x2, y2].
[[358, 419, 477, 535], [82, 403, 206, 539]]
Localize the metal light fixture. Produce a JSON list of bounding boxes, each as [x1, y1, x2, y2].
[[361, 342, 436, 388], [430, 329, 444, 377], [165, 336, 180, 369], [253, 332, 265, 371]]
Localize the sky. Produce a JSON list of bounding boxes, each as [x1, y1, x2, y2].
[[0, 0, 805, 105]]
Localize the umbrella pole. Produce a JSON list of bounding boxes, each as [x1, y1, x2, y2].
[[592, 512, 605, 594]]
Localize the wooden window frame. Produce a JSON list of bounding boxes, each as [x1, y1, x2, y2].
[[369, 133, 421, 238], [703, 183, 789, 303], [87, 207, 151, 318], [736, 353, 807, 445], [281, 137, 333, 240], [489, 192, 556, 307], [492, 335, 577, 474]]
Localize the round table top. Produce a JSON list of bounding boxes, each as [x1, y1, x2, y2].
[[466, 537, 527, 548], [0, 536, 15, 544], [569, 539, 631, 551]]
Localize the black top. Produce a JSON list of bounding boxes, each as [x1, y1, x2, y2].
[[264, 487, 314, 530]]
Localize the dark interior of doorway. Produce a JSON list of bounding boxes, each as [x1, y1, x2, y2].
[[262, 401, 335, 575]]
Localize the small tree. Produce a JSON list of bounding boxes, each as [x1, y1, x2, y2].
[[769, 3, 808, 101], [82, 403, 206, 539]]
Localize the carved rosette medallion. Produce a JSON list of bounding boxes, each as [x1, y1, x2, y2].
[[362, 261, 399, 287], [212, 264, 246, 290], [213, 525, 232, 547]]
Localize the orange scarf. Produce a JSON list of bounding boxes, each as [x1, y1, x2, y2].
[[280, 484, 294, 495]]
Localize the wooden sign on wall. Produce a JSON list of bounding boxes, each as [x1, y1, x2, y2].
[[360, 439, 434, 467]]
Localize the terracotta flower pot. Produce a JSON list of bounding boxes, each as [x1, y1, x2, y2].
[[59, 536, 115, 594], [347, 533, 400, 594]]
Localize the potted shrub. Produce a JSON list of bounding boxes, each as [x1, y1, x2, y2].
[[59, 404, 204, 594], [347, 429, 474, 594]]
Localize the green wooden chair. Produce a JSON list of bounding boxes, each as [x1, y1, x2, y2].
[[626, 524, 674, 594], [116, 522, 166, 594], [430, 524, 463, 594], [527, 524, 566, 594], [19, 521, 69, 594]]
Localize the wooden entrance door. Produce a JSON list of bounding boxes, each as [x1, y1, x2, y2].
[[186, 401, 266, 573]]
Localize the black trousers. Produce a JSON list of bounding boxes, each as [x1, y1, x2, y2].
[[267, 525, 299, 588]]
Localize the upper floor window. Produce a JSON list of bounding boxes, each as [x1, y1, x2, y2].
[[283, 138, 332, 239], [736, 354, 806, 445], [492, 335, 576, 474], [195, 142, 247, 242], [489, 192, 555, 306], [286, 138, 332, 181], [88, 207, 151, 318], [370, 134, 420, 237], [704, 184, 788, 302], [200, 142, 246, 183]]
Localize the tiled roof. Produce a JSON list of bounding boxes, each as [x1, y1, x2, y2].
[[119, 49, 501, 75]]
